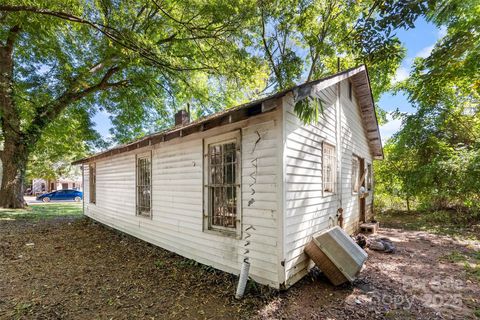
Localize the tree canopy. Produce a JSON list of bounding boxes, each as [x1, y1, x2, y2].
[[1, 0, 473, 208], [375, 0, 480, 214]]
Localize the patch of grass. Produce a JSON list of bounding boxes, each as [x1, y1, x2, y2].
[[440, 250, 467, 263], [376, 210, 480, 240], [14, 302, 32, 318], [154, 259, 165, 269], [474, 308, 480, 318], [0, 203, 82, 221], [440, 250, 480, 282], [465, 263, 480, 281]]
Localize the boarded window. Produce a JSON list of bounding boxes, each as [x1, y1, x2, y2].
[[367, 163, 372, 191], [136, 153, 152, 217], [352, 156, 360, 193], [89, 163, 96, 204], [323, 143, 336, 194], [206, 139, 239, 231]]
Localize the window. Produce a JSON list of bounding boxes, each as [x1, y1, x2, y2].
[[136, 152, 152, 218], [72, 183, 76, 189], [348, 82, 353, 101], [352, 156, 360, 193], [62, 183, 68, 189], [322, 143, 336, 194], [204, 132, 240, 235], [89, 163, 96, 204], [367, 163, 372, 191]]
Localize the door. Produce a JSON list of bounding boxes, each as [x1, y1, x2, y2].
[[53, 190, 66, 200], [359, 158, 366, 223]]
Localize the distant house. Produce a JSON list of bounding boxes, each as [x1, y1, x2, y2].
[[73, 65, 383, 289], [31, 177, 82, 195]]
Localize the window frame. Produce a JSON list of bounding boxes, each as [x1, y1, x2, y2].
[[203, 131, 242, 238], [89, 162, 96, 204], [135, 151, 153, 219], [351, 155, 361, 194], [322, 142, 336, 196], [367, 163, 373, 191]]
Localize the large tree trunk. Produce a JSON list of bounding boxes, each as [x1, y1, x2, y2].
[[0, 26, 27, 208], [0, 138, 28, 208]]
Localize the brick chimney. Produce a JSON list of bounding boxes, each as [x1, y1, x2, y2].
[[174, 109, 190, 126]]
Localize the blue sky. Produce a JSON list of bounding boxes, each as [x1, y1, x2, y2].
[[93, 18, 443, 143], [377, 18, 445, 142]]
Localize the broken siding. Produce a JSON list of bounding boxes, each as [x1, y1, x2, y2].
[[339, 79, 374, 235], [83, 111, 282, 288], [282, 86, 339, 286]]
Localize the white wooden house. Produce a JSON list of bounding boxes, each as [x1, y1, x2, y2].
[[73, 65, 383, 289]]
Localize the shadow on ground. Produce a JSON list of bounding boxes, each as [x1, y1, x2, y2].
[[0, 215, 478, 319]]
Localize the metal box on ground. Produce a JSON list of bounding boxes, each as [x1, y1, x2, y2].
[[304, 226, 368, 286]]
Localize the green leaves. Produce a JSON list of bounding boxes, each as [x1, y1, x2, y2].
[[293, 96, 324, 124]]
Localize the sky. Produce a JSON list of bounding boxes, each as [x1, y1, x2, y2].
[[377, 18, 445, 142], [92, 18, 444, 144]]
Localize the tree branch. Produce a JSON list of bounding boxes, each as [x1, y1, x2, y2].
[[0, 5, 211, 73], [260, 4, 282, 88], [4, 25, 20, 53], [24, 67, 121, 146]]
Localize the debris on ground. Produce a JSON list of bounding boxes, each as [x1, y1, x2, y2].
[[1, 217, 479, 319], [354, 233, 367, 248], [367, 236, 397, 253]]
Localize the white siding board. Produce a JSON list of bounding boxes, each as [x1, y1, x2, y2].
[[282, 79, 376, 287], [83, 111, 283, 288]]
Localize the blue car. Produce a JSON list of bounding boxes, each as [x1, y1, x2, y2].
[[36, 189, 83, 202]]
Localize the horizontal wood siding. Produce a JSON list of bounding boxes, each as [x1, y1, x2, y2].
[[339, 79, 374, 235], [283, 79, 375, 287], [83, 111, 282, 288], [282, 87, 339, 286]]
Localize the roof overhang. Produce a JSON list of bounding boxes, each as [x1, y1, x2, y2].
[[349, 66, 384, 159], [73, 65, 383, 164]]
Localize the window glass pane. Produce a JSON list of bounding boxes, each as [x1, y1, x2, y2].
[[352, 157, 359, 192], [137, 155, 151, 217], [89, 163, 96, 204], [367, 164, 372, 190], [208, 140, 237, 229], [323, 144, 335, 193]]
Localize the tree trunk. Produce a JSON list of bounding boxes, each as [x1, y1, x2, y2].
[[0, 26, 27, 208], [0, 139, 28, 208]]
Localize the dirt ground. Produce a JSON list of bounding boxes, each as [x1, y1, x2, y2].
[[1, 217, 479, 319]]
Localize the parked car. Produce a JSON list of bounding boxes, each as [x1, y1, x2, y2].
[[36, 189, 83, 202]]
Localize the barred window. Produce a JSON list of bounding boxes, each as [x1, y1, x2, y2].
[[367, 163, 373, 191], [206, 138, 239, 231], [323, 143, 336, 194], [352, 156, 360, 193], [136, 153, 152, 217], [89, 163, 96, 204]]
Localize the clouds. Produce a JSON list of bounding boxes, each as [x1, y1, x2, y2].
[[416, 44, 434, 59], [379, 113, 403, 143], [392, 66, 410, 84], [414, 26, 446, 60]]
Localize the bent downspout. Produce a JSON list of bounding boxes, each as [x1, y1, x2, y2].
[[235, 260, 251, 299], [236, 225, 255, 299]]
